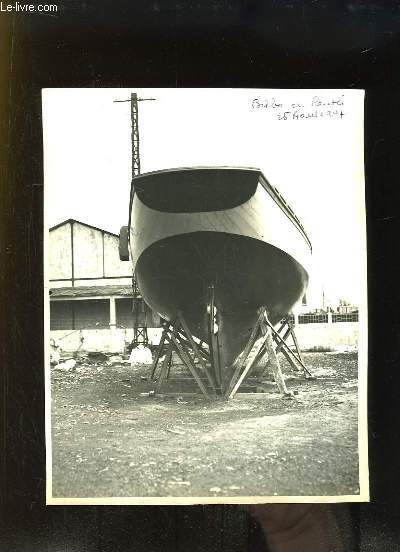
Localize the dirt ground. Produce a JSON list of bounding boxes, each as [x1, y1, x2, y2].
[[50, 351, 360, 499]]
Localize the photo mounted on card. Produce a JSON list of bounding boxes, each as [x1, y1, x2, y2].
[[43, 88, 368, 505]]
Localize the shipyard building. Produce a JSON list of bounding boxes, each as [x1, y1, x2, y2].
[[48, 219, 162, 353]]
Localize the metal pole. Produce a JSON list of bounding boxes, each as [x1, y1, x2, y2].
[[114, 93, 155, 348], [130, 93, 140, 178]]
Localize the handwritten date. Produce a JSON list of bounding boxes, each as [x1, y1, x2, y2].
[[251, 94, 345, 121]]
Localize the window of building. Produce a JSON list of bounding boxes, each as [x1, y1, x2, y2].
[[50, 301, 74, 330], [116, 298, 135, 328], [50, 299, 110, 330]]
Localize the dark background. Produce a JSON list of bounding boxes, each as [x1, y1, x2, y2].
[[1, 1, 400, 550]]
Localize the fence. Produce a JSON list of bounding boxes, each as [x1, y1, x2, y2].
[[298, 313, 328, 324], [285, 311, 360, 350], [295, 311, 359, 325], [332, 312, 359, 323]]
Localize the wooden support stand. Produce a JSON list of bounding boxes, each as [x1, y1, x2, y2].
[[150, 312, 216, 399], [225, 308, 288, 399], [225, 308, 313, 400], [269, 316, 313, 378], [150, 307, 312, 401]]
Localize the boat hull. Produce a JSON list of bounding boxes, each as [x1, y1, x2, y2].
[[136, 231, 308, 375], [129, 167, 311, 388]]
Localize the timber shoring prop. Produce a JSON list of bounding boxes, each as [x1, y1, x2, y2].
[[150, 318, 216, 399]]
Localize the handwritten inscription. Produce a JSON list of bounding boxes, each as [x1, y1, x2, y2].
[[251, 95, 345, 121]]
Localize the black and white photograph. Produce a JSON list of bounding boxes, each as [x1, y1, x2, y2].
[[43, 88, 368, 504]]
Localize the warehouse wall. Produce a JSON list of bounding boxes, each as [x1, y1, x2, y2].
[[49, 224, 72, 280], [104, 233, 131, 277], [49, 220, 132, 286], [51, 327, 163, 353], [73, 224, 104, 278]]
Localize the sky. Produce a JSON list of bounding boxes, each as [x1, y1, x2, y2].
[[42, 88, 366, 307]]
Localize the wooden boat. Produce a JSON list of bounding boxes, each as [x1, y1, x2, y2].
[[126, 166, 311, 390]]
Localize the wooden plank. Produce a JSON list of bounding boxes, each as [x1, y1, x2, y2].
[[265, 317, 312, 377], [178, 312, 216, 392], [150, 328, 167, 380], [226, 334, 268, 399], [156, 392, 270, 399], [264, 328, 290, 395], [274, 327, 291, 354], [170, 332, 211, 399], [234, 392, 272, 399], [155, 342, 174, 394], [166, 350, 173, 379], [177, 332, 211, 361], [288, 317, 306, 364], [225, 307, 266, 397]]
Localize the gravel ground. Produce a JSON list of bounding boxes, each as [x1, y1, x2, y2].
[[50, 352, 360, 500]]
